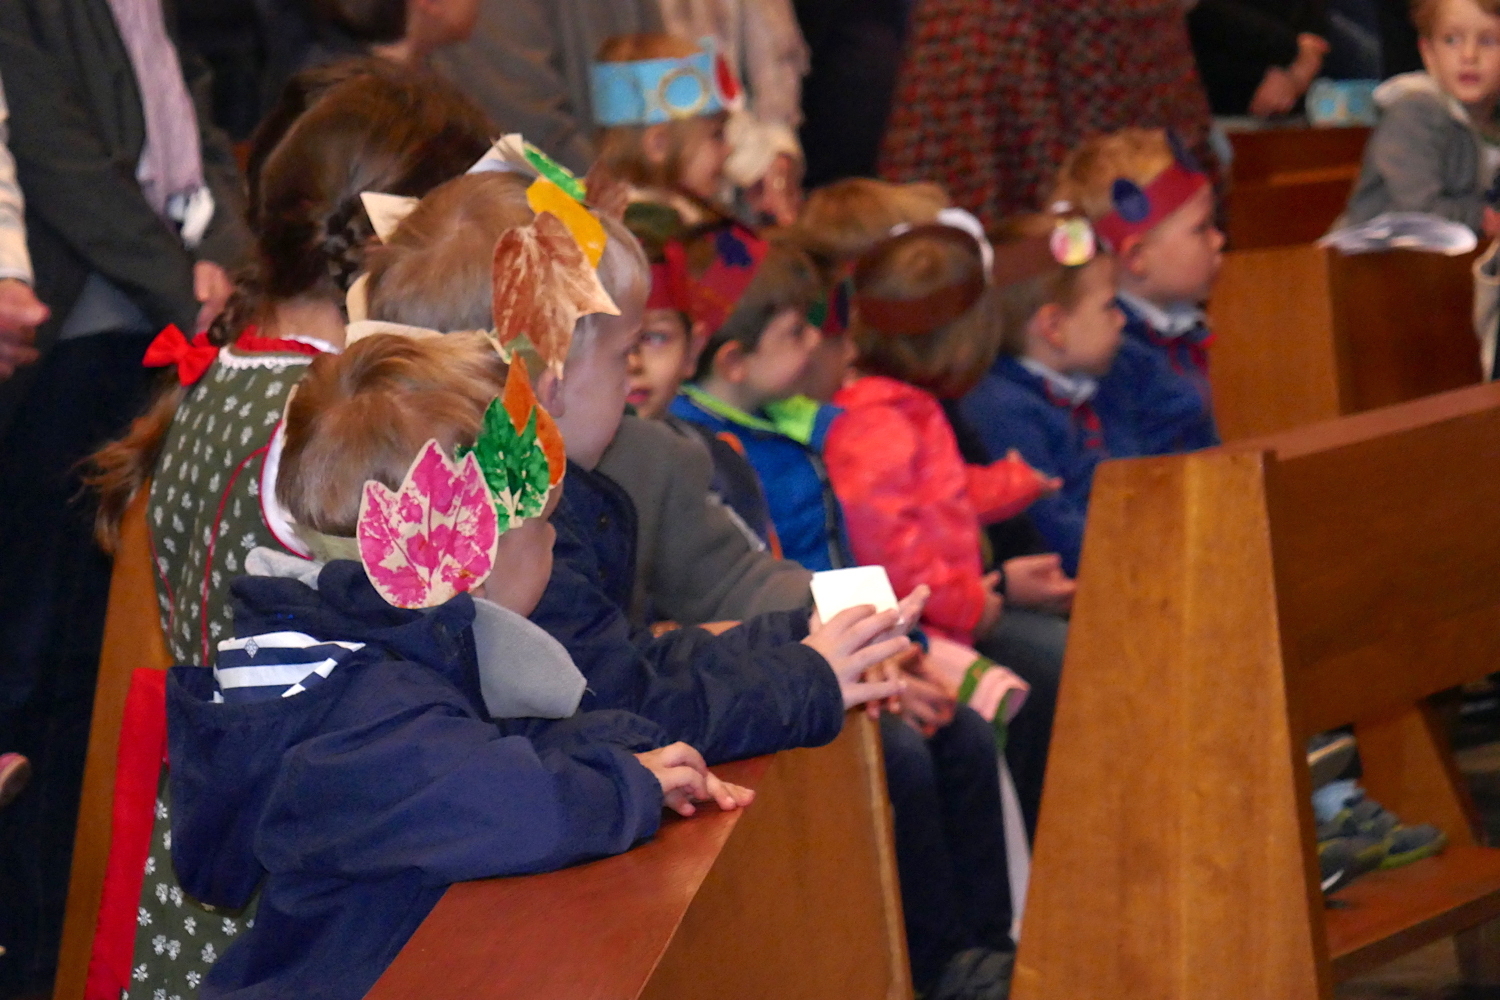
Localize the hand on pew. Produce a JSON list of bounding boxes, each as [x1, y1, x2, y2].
[[635, 741, 756, 817]]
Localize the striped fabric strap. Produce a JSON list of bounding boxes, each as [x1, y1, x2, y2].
[[213, 631, 366, 704]]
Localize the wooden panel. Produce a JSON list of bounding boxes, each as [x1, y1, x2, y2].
[[1208, 245, 1343, 441], [1356, 704, 1480, 849], [54, 488, 171, 1000], [1328, 248, 1483, 411], [369, 714, 909, 1000], [1224, 126, 1369, 250], [1326, 847, 1500, 981], [1012, 453, 1327, 1000], [1228, 126, 1370, 184]]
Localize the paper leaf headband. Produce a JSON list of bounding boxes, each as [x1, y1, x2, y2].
[[458, 357, 567, 532], [357, 441, 501, 610], [989, 212, 1099, 289], [591, 37, 743, 128], [852, 225, 992, 337], [490, 211, 621, 378], [661, 222, 769, 333], [1094, 131, 1208, 251]]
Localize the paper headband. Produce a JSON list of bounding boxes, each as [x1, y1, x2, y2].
[[852, 225, 990, 337], [663, 223, 768, 333], [989, 214, 1099, 288], [591, 38, 743, 128], [1094, 134, 1209, 251], [891, 208, 995, 279], [349, 358, 567, 610]]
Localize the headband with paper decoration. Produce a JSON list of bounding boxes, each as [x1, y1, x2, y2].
[[1093, 132, 1209, 252], [663, 222, 768, 333], [852, 225, 993, 338], [320, 357, 567, 610], [591, 37, 743, 128], [989, 211, 1099, 290]]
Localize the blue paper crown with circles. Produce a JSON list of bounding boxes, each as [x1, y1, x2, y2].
[[591, 38, 742, 128]]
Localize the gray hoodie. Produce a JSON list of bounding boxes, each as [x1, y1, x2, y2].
[[1345, 71, 1500, 234]]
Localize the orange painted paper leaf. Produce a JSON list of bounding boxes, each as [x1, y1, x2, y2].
[[501, 356, 566, 489], [491, 212, 620, 379]]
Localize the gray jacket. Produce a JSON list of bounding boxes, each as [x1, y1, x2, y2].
[[599, 414, 812, 627], [432, 0, 662, 175], [1345, 72, 1495, 234]]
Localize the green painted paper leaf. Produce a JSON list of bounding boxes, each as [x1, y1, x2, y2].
[[460, 398, 553, 532]]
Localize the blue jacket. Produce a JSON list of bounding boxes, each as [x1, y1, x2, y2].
[[668, 388, 852, 572], [1102, 301, 1221, 454], [958, 358, 1119, 576], [167, 561, 667, 1000], [529, 459, 847, 764]]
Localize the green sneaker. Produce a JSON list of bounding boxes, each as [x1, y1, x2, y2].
[[1319, 791, 1448, 871]]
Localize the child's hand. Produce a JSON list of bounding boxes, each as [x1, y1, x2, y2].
[[862, 643, 922, 719], [804, 605, 911, 709], [900, 671, 957, 738], [976, 571, 1005, 637], [1001, 554, 1076, 615], [635, 742, 756, 816]]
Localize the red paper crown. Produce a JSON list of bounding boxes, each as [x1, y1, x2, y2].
[[663, 223, 769, 333], [1094, 160, 1208, 251]]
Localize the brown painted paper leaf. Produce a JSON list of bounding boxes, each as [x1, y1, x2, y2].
[[491, 212, 620, 379]]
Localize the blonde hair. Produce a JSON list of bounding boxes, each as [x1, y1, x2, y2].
[[594, 34, 727, 191], [1048, 128, 1176, 222], [795, 178, 951, 273], [364, 172, 649, 350], [278, 332, 507, 536], [850, 228, 1002, 399], [1412, 0, 1500, 35], [991, 214, 1094, 358]]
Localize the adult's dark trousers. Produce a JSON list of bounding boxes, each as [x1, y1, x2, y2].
[[881, 706, 1011, 993], [0, 331, 155, 999]]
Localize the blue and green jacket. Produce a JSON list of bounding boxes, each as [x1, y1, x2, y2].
[[669, 387, 853, 573]]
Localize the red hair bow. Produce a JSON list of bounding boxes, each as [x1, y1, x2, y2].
[[143, 324, 218, 385]]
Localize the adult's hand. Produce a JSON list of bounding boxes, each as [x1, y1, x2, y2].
[[0, 277, 47, 380], [1249, 66, 1300, 117], [193, 261, 233, 333]]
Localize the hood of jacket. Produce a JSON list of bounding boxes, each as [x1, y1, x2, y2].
[[1374, 71, 1470, 124]]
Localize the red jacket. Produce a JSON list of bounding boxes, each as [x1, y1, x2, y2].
[[826, 376, 1051, 643]]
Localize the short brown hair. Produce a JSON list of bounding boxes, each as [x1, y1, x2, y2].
[[278, 333, 507, 536], [594, 34, 726, 190], [795, 178, 951, 273], [1411, 0, 1500, 34], [694, 238, 825, 382], [1048, 128, 1175, 222], [849, 228, 1001, 399], [991, 214, 1094, 357], [364, 172, 649, 346]]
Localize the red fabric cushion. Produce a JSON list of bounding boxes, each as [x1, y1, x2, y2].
[[84, 669, 168, 1000]]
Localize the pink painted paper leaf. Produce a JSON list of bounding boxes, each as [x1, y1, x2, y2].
[[356, 440, 500, 609]]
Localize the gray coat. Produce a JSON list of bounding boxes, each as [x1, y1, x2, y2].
[[599, 414, 812, 627], [432, 0, 663, 175], [1345, 72, 1494, 234]]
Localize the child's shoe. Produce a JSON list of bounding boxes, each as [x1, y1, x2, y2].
[[0, 753, 31, 810], [927, 946, 1014, 1000], [1317, 833, 1386, 895], [1315, 781, 1448, 871]]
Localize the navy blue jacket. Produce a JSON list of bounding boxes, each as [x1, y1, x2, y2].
[[1101, 303, 1221, 455], [959, 358, 1125, 577], [530, 460, 847, 764], [167, 562, 668, 1000]]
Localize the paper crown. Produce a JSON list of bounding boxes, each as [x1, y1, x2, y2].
[[353, 358, 566, 610], [852, 225, 990, 337], [662, 222, 769, 333], [591, 38, 743, 128], [989, 212, 1099, 288], [1094, 132, 1209, 251]]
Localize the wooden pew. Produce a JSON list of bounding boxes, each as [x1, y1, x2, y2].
[[1207, 244, 1483, 441], [56, 490, 912, 1000], [1224, 126, 1369, 250], [1011, 383, 1500, 1000]]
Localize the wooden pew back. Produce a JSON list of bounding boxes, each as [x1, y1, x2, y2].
[[1012, 384, 1500, 1000], [1224, 126, 1368, 250]]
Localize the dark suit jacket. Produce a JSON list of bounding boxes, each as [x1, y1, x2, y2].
[[0, 0, 250, 353]]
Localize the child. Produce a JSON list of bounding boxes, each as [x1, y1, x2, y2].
[[360, 170, 912, 763], [169, 332, 752, 1000], [666, 228, 851, 571], [957, 212, 1126, 580], [1048, 127, 1223, 456], [1345, 0, 1500, 236], [592, 34, 736, 222]]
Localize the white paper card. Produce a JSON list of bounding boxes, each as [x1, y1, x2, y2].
[[810, 566, 899, 623]]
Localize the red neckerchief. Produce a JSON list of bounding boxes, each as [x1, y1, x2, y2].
[[1041, 383, 1106, 453], [232, 325, 326, 356], [1141, 321, 1214, 378]]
